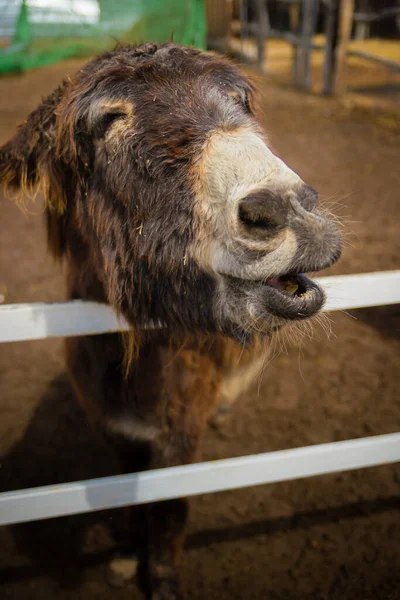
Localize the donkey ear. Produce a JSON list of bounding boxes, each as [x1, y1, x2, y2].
[[0, 83, 67, 202], [227, 75, 258, 117]]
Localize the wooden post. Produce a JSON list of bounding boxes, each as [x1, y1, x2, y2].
[[334, 0, 355, 95], [322, 0, 339, 95], [205, 0, 233, 53], [255, 0, 270, 72]]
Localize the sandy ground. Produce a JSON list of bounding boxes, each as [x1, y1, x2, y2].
[[0, 59, 399, 600]]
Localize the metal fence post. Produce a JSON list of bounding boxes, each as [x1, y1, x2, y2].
[[294, 0, 320, 89]]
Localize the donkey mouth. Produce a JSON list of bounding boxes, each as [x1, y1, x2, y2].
[[266, 273, 309, 296], [259, 272, 325, 320], [266, 273, 324, 315], [223, 271, 325, 325]]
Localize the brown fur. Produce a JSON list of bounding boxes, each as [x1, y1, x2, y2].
[[0, 43, 340, 599]]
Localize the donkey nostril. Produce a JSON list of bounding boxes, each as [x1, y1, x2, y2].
[[238, 196, 278, 232], [239, 207, 274, 230]]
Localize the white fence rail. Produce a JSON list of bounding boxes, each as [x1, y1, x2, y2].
[[1, 271, 400, 343], [1, 270, 400, 526], [1, 433, 400, 526]]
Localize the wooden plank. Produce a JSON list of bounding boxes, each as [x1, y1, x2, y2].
[[334, 0, 355, 95]]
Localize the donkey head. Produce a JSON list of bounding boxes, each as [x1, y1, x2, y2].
[[0, 43, 341, 344]]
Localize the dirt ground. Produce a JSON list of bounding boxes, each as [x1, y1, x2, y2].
[[0, 59, 399, 600]]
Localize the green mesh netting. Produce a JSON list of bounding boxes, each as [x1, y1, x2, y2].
[[0, 0, 206, 73]]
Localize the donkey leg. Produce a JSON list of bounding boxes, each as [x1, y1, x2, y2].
[[107, 427, 203, 598], [65, 335, 150, 587], [145, 498, 189, 600], [138, 347, 222, 599], [105, 438, 151, 588], [143, 430, 205, 600]]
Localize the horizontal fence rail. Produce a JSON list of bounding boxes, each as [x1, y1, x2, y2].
[[1, 271, 400, 343], [0, 270, 399, 525], [1, 433, 400, 526]]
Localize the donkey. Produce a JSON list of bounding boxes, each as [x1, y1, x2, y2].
[[0, 43, 341, 599]]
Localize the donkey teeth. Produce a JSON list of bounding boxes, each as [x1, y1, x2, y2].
[[284, 280, 299, 295]]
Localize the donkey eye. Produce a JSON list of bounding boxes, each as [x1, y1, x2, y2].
[[92, 112, 126, 139]]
